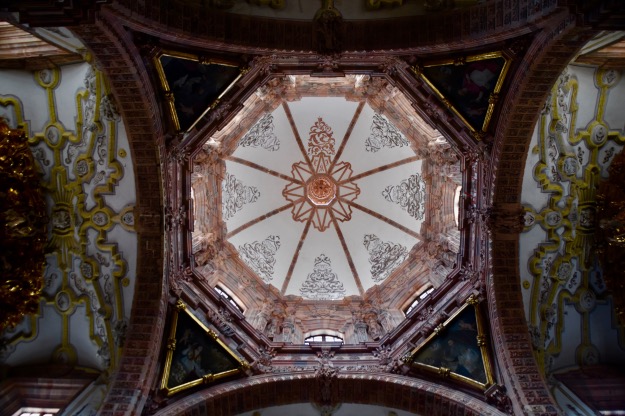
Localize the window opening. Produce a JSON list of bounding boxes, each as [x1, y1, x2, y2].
[[214, 285, 244, 313], [404, 287, 435, 315], [304, 334, 344, 345], [13, 408, 59, 416], [454, 185, 462, 227]]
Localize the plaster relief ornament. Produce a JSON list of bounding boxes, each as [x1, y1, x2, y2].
[[238, 235, 281, 282], [239, 113, 280, 151], [308, 117, 336, 158], [365, 113, 409, 152], [300, 254, 346, 300], [222, 172, 260, 220], [382, 173, 426, 220], [283, 117, 360, 232], [364, 234, 408, 282], [591, 124, 608, 146]]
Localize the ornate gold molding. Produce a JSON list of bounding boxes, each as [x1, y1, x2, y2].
[[596, 151, 625, 328], [0, 120, 47, 331]]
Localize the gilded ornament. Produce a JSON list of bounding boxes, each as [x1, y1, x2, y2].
[[0, 120, 47, 331]]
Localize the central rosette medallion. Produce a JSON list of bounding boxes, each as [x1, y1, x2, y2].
[[283, 117, 360, 232], [306, 174, 337, 206]]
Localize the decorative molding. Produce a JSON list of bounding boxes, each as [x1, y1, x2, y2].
[[238, 235, 281, 283], [300, 255, 346, 300], [222, 172, 260, 220], [308, 117, 336, 158], [283, 115, 359, 232], [366, 113, 409, 153], [364, 234, 408, 283], [239, 113, 280, 151], [382, 173, 426, 220]]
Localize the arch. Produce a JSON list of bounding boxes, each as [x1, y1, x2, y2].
[[488, 12, 599, 416], [153, 373, 507, 416], [72, 9, 167, 416]]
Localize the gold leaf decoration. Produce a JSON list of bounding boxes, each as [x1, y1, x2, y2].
[[0, 119, 47, 331]]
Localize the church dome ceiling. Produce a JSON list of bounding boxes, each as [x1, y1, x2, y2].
[[191, 75, 461, 336], [224, 97, 424, 299]]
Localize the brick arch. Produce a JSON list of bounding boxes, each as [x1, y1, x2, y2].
[[72, 9, 167, 416], [154, 373, 507, 416], [487, 12, 598, 416], [108, 0, 558, 52]]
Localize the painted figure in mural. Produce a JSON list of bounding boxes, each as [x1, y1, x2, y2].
[[423, 58, 503, 129], [180, 342, 206, 378], [169, 328, 207, 385], [455, 60, 502, 123], [458, 61, 499, 104]]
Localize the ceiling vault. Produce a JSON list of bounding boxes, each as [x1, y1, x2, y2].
[[1, 2, 624, 416]]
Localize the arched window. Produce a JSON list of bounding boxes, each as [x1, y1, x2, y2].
[[214, 285, 244, 313], [454, 185, 462, 227], [304, 333, 344, 345], [404, 286, 435, 315], [13, 408, 59, 416]]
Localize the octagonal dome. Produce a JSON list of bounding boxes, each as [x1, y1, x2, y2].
[[192, 75, 461, 337], [223, 96, 425, 299]]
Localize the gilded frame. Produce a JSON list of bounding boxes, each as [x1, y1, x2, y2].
[[404, 296, 495, 390], [413, 51, 511, 140], [159, 301, 248, 397], [152, 50, 243, 132]]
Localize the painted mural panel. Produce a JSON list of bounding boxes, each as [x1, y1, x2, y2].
[[160, 303, 248, 396], [413, 306, 487, 384], [158, 55, 240, 131], [166, 309, 240, 391], [422, 56, 506, 132]]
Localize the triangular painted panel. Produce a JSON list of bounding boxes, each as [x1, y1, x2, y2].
[[406, 299, 495, 390], [419, 53, 510, 136], [156, 54, 241, 132], [160, 302, 246, 396]]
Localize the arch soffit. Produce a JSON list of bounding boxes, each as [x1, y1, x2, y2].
[[71, 11, 168, 415], [153, 373, 508, 416]]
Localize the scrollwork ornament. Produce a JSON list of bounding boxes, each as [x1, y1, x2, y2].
[[168, 146, 191, 165], [417, 305, 434, 321], [207, 100, 232, 124], [251, 55, 277, 75], [373, 344, 401, 372], [251, 345, 276, 373], [165, 203, 188, 230], [458, 263, 478, 283], [379, 56, 404, 75]]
